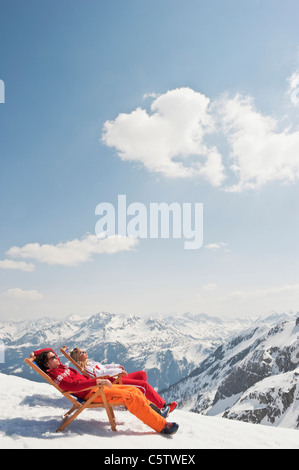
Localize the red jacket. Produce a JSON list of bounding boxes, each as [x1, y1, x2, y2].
[[33, 348, 97, 400], [47, 364, 97, 400]]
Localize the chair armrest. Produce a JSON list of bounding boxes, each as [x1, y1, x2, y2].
[[62, 384, 105, 394]]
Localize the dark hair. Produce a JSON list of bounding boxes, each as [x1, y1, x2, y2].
[[35, 351, 51, 372]]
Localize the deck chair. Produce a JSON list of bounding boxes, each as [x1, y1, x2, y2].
[[60, 346, 124, 384], [24, 353, 125, 432]]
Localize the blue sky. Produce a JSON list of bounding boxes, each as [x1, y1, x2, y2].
[[1, 0, 299, 320]]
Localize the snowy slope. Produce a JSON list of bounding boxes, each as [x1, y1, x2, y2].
[[0, 373, 298, 449], [162, 313, 299, 428], [224, 370, 299, 428]]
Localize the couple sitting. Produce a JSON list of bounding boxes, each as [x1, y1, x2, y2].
[[33, 347, 179, 436], [69, 347, 177, 414]]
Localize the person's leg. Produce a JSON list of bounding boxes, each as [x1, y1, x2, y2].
[[109, 371, 146, 385], [126, 371, 147, 381], [85, 385, 166, 433], [122, 377, 166, 409]]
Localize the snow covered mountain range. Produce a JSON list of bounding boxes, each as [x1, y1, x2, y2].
[[162, 312, 299, 429], [1, 310, 299, 430], [0, 312, 249, 390]]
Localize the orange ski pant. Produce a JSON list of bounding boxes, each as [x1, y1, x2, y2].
[[84, 384, 166, 433]]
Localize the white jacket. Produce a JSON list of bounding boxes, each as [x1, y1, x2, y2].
[[85, 360, 123, 378]]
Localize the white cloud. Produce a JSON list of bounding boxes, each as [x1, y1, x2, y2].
[[194, 283, 299, 318], [102, 87, 226, 186], [0, 288, 44, 301], [216, 284, 299, 317], [218, 94, 299, 192], [287, 70, 299, 105], [0, 260, 35, 272], [203, 283, 217, 291], [222, 284, 299, 302], [6, 234, 138, 267], [102, 83, 299, 192], [205, 242, 228, 251], [143, 92, 160, 99]]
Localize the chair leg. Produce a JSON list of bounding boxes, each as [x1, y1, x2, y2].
[[105, 404, 117, 432], [57, 405, 85, 432], [56, 387, 106, 433], [100, 390, 117, 431], [56, 387, 121, 433], [64, 404, 79, 418]]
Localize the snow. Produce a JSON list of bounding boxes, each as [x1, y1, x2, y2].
[[164, 313, 299, 426], [0, 373, 298, 449], [207, 393, 243, 417], [226, 370, 299, 429]]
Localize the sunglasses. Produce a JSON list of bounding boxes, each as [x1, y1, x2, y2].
[[48, 354, 58, 361]]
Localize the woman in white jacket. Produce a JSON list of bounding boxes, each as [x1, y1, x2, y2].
[[70, 348, 177, 414], [85, 359, 125, 378]]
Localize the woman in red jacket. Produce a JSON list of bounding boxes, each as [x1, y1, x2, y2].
[[33, 348, 179, 435]]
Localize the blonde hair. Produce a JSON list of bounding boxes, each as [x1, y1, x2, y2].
[[70, 348, 88, 370]]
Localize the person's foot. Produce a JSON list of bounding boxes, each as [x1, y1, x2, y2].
[[160, 405, 170, 418], [166, 401, 178, 413], [160, 422, 179, 435], [150, 403, 170, 418]]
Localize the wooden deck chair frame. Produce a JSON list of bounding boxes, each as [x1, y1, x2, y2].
[[24, 355, 125, 432], [60, 346, 124, 384]]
